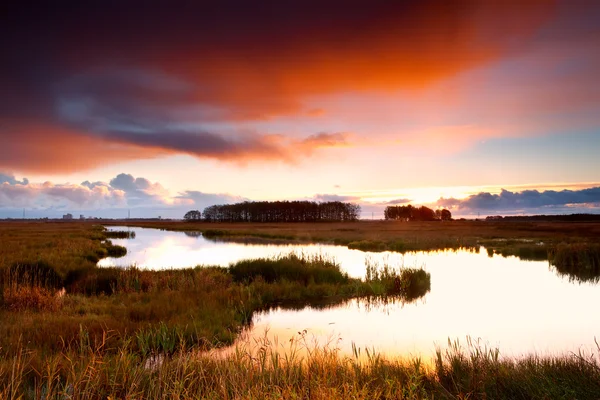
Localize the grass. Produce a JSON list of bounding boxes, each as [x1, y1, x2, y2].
[[0, 249, 421, 358], [229, 253, 349, 285], [111, 219, 600, 250], [114, 220, 600, 267], [550, 242, 600, 283], [104, 230, 136, 239], [364, 257, 431, 301], [1, 220, 600, 397], [1, 333, 599, 399]]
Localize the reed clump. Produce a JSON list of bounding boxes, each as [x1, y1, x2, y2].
[[348, 240, 387, 252], [365, 258, 431, 301], [229, 253, 349, 285], [550, 243, 600, 283], [105, 230, 136, 239]]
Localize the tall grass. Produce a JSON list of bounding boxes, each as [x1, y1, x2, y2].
[[550, 243, 600, 283], [364, 257, 431, 301], [105, 230, 136, 239], [1, 332, 599, 399], [229, 253, 348, 285], [0, 253, 431, 359]]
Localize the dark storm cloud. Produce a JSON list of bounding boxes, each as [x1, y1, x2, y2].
[[103, 130, 286, 161], [437, 187, 600, 211]]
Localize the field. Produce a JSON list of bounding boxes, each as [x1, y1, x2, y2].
[[1, 219, 600, 398]]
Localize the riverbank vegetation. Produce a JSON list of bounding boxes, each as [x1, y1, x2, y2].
[[1, 220, 600, 397], [116, 218, 600, 255], [0, 222, 430, 359], [1, 332, 599, 399]]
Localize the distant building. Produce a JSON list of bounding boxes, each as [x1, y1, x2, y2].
[[62, 213, 73, 220]]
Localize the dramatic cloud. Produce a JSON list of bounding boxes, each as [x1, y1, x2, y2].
[[2, 0, 573, 172], [0, 123, 168, 174], [437, 187, 600, 213], [0, 172, 249, 218]]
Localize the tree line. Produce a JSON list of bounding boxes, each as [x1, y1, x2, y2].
[[384, 205, 451, 221], [185, 201, 361, 222]]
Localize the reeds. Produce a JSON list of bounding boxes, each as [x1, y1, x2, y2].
[[229, 253, 348, 285], [364, 257, 431, 301], [104, 230, 136, 239], [550, 243, 600, 283], [1, 332, 599, 399]]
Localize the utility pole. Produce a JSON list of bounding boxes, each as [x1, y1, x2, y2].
[[23, 208, 25, 219]]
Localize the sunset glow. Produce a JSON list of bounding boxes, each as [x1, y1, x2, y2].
[[1, 1, 599, 218]]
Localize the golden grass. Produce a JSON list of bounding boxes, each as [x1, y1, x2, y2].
[[1, 332, 599, 399]]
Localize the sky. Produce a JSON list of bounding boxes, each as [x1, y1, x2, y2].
[[1, 0, 599, 219]]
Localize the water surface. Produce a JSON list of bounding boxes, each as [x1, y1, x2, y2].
[[100, 226, 600, 360]]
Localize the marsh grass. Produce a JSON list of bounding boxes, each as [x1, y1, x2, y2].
[[0, 254, 392, 358], [2, 220, 600, 398], [229, 253, 348, 285], [104, 230, 136, 239], [1, 332, 599, 399], [480, 239, 550, 262], [203, 229, 296, 241], [2, 285, 63, 312], [0, 253, 430, 359], [365, 257, 431, 301], [550, 243, 600, 283]]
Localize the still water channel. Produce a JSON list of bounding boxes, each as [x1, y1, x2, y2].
[[99, 226, 600, 360]]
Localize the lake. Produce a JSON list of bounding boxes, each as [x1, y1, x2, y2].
[[100, 226, 600, 361]]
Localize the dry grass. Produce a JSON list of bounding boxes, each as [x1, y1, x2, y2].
[[2, 286, 63, 312], [0, 332, 599, 399], [1, 220, 600, 398], [110, 220, 600, 256]]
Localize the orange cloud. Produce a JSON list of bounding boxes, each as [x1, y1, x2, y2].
[[0, 122, 167, 173], [0, 0, 571, 173], [0, 119, 353, 173]]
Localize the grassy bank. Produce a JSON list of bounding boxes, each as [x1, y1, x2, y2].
[[113, 219, 600, 244], [113, 220, 600, 261], [1, 335, 599, 399], [0, 222, 128, 278], [1, 242, 427, 358], [1, 220, 600, 398]]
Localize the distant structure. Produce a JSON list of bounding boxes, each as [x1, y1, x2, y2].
[[80, 214, 85, 220], [62, 213, 73, 220]]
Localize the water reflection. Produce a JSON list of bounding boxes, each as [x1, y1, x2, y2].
[[101, 226, 600, 361]]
